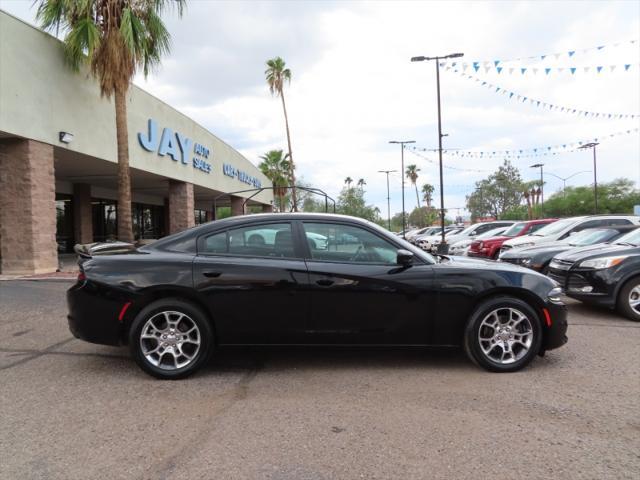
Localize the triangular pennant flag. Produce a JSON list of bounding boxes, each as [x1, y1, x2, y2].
[[494, 60, 500, 67], [568, 50, 575, 57], [610, 65, 616, 72], [484, 66, 491, 73], [497, 66, 503, 74], [473, 62, 480, 72], [462, 65, 468, 72], [509, 92, 514, 98], [624, 64, 631, 71], [509, 67, 515, 74], [545, 68, 551, 75], [496, 87, 501, 92], [554, 53, 561, 59], [584, 66, 590, 73], [532, 67, 538, 74], [540, 55, 546, 60], [596, 66, 603, 73], [570, 67, 576, 74], [481, 81, 487, 86], [451, 62, 457, 67], [536, 101, 541, 107], [517, 95, 521, 100], [521, 68, 527, 74], [523, 96, 527, 102], [597, 45, 604, 50]]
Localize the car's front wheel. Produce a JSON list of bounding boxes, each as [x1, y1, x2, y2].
[[129, 298, 214, 379], [617, 278, 640, 322], [464, 296, 542, 372]]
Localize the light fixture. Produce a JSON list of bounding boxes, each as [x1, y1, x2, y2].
[[59, 131, 74, 144]]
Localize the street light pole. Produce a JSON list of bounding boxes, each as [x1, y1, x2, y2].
[[389, 140, 415, 238], [546, 171, 591, 200], [579, 143, 599, 214], [411, 52, 463, 248], [530, 163, 545, 218], [378, 169, 397, 230]]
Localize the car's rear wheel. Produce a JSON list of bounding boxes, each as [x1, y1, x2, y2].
[[129, 298, 213, 379], [617, 278, 640, 322], [464, 296, 542, 372]]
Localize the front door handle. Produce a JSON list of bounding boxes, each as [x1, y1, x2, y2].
[[203, 271, 222, 278], [316, 278, 334, 287]]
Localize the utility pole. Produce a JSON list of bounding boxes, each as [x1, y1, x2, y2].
[[378, 169, 397, 230], [411, 52, 464, 250], [389, 140, 415, 238], [530, 163, 545, 218], [579, 143, 599, 214]]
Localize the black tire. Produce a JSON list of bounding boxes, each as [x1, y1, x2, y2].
[[129, 298, 214, 379], [463, 296, 543, 372], [616, 278, 640, 322]]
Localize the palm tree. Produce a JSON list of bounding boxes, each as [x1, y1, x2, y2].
[[357, 178, 366, 191], [421, 184, 434, 208], [259, 150, 291, 212], [37, 0, 184, 243], [344, 177, 353, 188], [405, 164, 421, 208], [265, 56, 298, 211]]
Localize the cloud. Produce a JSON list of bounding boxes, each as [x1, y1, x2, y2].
[[2, 0, 638, 218]]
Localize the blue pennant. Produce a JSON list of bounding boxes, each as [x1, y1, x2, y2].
[[494, 60, 500, 67], [570, 67, 576, 74], [625, 64, 631, 71], [473, 62, 480, 72], [521, 68, 527, 74], [496, 67, 503, 74], [568, 51, 575, 56], [509, 92, 514, 98], [545, 68, 551, 75], [597, 66, 603, 73]]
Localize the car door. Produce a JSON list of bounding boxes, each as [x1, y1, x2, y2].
[[193, 221, 311, 344], [301, 221, 435, 344]]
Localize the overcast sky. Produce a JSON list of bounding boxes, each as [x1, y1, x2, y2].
[[2, 0, 639, 219]]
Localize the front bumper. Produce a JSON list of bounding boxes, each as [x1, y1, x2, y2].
[[67, 281, 130, 346], [547, 267, 617, 308], [542, 300, 568, 351]]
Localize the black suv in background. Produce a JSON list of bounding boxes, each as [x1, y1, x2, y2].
[[548, 227, 640, 321]]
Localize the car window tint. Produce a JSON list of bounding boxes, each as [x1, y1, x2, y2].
[[603, 218, 631, 226], [203, 223, 295, 258], [528, 223, 547, 233], [303, 223, 398, 265]]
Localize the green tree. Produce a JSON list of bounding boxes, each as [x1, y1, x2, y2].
[[37, 0, 184, 242], [357, 178, 366, 191], [405, 164, 421, 208], [543, 178, 640, 216], [258, 149, 291, 212], [265, 56, 297, 211], [466, 160, 525, 221], [421, 183, 435, 208], [336, 186, 380, 222], [408, 206, 438, 228], [344, 177, 353, 188]]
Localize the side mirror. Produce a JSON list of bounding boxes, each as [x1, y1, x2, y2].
[[397, 249, 414, 266]]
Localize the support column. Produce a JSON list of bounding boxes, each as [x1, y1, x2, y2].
[[262, 203, 274, 213], [0, 139, 57, 274], [73, 183, 93, 244], [230, 195, 245, 216], [205, 210, 215, 222], [168, 180, 194, 234]]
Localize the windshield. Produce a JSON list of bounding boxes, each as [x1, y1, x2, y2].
[[503, 222, 526, 237], [476, 227, 506, 240], [614, 228, 640, 246], [531, 218, 577, 236], [568, 229, 617, 246]]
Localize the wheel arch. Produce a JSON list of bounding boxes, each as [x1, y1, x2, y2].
[[121, 287, 217, 345], [613, 272, 640, 305]]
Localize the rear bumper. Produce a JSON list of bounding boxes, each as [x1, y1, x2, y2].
[[67, 281, 128, 346], [543, 301, 568, 351]]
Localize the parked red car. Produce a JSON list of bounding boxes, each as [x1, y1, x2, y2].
[[468, 219, 557, 259]]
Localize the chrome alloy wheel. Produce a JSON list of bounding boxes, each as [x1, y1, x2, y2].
[[477, 307, 533, 365], [140, 311, 201, 370], [628, 286, 640, 314]]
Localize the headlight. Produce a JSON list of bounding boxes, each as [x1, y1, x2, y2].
[[514, 242, 534, 249], [579, 256, 629, 269], [548, 286, 563, 301], [521, 258, 532, 266]]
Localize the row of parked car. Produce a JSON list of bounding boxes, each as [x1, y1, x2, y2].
[[402, 215, 640, 321]]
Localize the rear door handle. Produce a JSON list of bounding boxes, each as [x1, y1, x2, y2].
[[316, 279, 334, 287], [203, 271, 222, 278]]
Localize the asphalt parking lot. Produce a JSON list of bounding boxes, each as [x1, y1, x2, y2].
[[0, 280, 638, 480]]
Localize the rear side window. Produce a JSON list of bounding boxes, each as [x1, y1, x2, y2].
[[528, 223, 548, 233], [201, 223, 295, 258]]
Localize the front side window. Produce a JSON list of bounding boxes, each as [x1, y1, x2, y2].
[[202, 222, 295, 258], [303, 223, 398, 264]]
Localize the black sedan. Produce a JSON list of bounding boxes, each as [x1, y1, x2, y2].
[[67, 213, 568, 379], [499, 226, 637, 272], [548, 227, 640, 321]]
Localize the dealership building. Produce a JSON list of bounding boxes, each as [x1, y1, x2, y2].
[[0, 11, 273, 275]]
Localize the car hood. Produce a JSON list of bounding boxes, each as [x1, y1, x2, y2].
[[554, 243, 640, 262], [504, 241, 571, 256], [478, 235, 510, 244], [503, 235, 552, 247], [440, 254, 535, 272]]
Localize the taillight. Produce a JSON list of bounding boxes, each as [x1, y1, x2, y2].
[[77, 271, 86, 282], [478, 242, 484, 249]]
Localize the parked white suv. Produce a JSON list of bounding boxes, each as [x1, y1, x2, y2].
[[499, 215, 640, 257], [434, 221, 515, 252]]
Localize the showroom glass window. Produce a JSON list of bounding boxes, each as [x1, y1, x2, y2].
[[302, 223, 398, 265], [202, 223, 295, 258]]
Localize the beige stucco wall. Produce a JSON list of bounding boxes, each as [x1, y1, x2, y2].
[[0, 11, 272, 205]]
